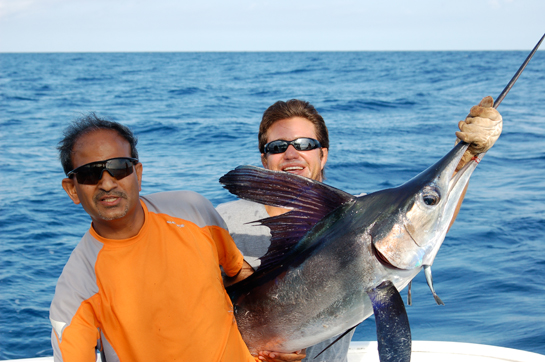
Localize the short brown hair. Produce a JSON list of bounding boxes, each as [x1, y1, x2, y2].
[[258, 99, 329, 153]]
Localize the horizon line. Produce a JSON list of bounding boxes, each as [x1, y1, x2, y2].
[[2, 49, 543, 54]]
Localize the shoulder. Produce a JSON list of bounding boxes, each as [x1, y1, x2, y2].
[[216, 199, 270, 233], [64, 231, 104, 273], [142, 191, 223, 228], [216, 200, 268, 223], [216, 199, 262, 216], [143, 190, 210, 206]]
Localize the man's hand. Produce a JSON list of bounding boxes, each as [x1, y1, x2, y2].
[[257, 349, 306, 362], [455, 96, 502, 171]]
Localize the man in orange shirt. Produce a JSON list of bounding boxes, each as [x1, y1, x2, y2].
[[50, 114, 304, 362]]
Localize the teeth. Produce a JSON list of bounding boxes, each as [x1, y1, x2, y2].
[[284, 167, 303, 171], [103, 197, 117, 202]]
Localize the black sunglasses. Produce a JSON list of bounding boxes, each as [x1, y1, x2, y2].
[[263, 138, 322, 154], [66, 157, 139, 185]]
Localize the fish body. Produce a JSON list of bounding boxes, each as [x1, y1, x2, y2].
[[221, 142, 479, 359], [231, 198, 418, 353]]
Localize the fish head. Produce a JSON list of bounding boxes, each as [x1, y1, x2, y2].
[[371, 141, 478, 270]]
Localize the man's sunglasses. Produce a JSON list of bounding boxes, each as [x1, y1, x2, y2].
[[263, 138, 322, 154], [66, 157, 139, 185]]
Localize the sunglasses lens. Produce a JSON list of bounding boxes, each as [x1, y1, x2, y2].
[[73, 158, 135, 185], [74, 164, 102, 184], [294, 138, 315, 151], [107, 159, 135, 179], [266, 141, 288, 154]]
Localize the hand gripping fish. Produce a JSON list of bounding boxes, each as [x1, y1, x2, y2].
[[220, 34, 543, 362]]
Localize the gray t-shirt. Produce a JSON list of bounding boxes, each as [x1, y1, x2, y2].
[[216, 199, 271, 269], [216, 199, 354, 362]]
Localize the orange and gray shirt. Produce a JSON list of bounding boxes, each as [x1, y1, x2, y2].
[[50, 191, 257, 362]]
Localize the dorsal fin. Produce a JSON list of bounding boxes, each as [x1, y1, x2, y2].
[[220, 166, 355, 270]]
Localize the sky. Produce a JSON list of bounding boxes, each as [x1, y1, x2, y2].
[[0, 0, 543, 52]]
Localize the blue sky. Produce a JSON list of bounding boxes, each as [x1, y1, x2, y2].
[[0, 0, 543, 52]]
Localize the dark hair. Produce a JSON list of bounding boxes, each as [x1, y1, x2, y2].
[[258, 99, 329, 153], [58, 113, 138, 175]]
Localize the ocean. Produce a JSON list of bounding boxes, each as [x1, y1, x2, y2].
[[0, 51, 544, 360]]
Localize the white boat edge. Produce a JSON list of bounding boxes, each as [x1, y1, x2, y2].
[[4, 341, 545, 362], [347, 341, 545, 362]]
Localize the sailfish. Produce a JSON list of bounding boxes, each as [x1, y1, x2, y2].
[[220, 34, 543, 362], [220, 141, 474, 361]]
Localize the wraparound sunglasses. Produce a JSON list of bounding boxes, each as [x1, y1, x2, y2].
[[66, 157, 139, 185], [263, 137, 321, 154]]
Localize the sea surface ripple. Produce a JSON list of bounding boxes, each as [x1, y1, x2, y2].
[[1, 51, 544, 359]]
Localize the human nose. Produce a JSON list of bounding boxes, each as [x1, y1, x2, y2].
[[283, 144, 299, 158], [97, 170, 118, 191]]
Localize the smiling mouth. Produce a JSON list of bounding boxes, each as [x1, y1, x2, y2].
[[283, 166, 304, 172], [95, 191, 127, 205]]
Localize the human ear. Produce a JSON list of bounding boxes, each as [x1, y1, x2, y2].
[[135, 162, 143, 192], [62, 178, 81, 205], [261, 154, 268, 169], [320, 148, 329, 170]]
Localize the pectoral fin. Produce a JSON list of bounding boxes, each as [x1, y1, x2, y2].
[[407, 281, 412, 306], [424, 265, 444, 305], [220, 165, 355, 271], [368, 281, 411, 362]]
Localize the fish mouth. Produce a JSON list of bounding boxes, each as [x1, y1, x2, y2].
[[373, 244, 405, 270], [438, 142, 480, 215], [449, 151, 481, 193], [413, 141, 474, 201], [418, 141, 480, 266], [431, 141, 470, 184], [372, 141, 478, 270]]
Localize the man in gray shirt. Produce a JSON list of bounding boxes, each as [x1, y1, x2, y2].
[[218, 100, 337, 361], [218, 97, 502, 361]]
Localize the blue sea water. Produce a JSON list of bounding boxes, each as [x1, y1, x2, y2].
[[0, 51, 544, 360]]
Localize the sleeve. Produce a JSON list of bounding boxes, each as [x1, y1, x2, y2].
[[216, 200, 271, 270], [208, 225, 244, 277], [49, 234, 103, 361], [51, 301, 101, 362]]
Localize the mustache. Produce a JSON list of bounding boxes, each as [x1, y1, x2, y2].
[[94, 190, 128, 203]]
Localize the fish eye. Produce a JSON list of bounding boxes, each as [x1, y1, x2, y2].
[[422, 188, 440, 206]]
